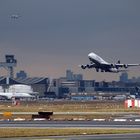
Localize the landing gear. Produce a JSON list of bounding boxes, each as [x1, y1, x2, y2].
[[96, 69, 99, 72]]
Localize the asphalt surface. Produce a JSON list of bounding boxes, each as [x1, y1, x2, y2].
[[0, 111, 140, 115], [0, 120, 140, 139], [1, 134, 140, 140], [0, 120, 140, 129]]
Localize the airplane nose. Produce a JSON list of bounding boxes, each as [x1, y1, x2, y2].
[[88, 52, 93, 58]]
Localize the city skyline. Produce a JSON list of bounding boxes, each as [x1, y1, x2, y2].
[[0, 0, 140, 81]]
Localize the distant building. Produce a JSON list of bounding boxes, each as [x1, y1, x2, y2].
[[66, 70, 83, 81], [66, 70, 73, 81], [130, 76, 140, 83], [73, 74, 83, 81], [79, 80, 95, 93], [0, 77, 49, 96], [120, 72, 128, 82], [58, 87, 69, 98], [16, 70, 27, 78], [71, 93, 95, 101]]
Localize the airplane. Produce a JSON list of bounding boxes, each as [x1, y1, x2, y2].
[[0, 92, 34, 100], [10, 14, 21, 19], [79, 52, 140, 73]]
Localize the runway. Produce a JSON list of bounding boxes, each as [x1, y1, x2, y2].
[[0, 111, 139, 115], [0, 120, 140, 139], [1, 134, 140, 140], [0, 120, 140, 129]]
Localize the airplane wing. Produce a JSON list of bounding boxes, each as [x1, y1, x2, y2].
[[115, 63, 140, 68], [79, 63, 97, 69]]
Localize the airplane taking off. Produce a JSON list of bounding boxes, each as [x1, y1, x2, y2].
[[10, 14, 21, 19], [79, 52, 140, 73]]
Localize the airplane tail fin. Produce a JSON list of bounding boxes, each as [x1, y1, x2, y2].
[[117, 60, 120, 64]]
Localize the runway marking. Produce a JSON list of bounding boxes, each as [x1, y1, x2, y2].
[[33, 139, 62, 140]]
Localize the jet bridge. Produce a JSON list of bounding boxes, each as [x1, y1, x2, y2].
[[0, 55, 17, 78]]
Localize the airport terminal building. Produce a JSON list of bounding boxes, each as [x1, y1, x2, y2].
[[0, 77, 49, 96]]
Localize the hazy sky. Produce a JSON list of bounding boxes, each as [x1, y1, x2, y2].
[[0, 0, 140, 81]]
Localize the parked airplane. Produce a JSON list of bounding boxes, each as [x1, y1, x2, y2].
[[0, 92, 34, 99], [79, 52, 140, 73]]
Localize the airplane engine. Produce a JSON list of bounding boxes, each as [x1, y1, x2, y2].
[[87, 64, 93, 68], [124, 64, 128, 68], [96, 68, 99, 72], [111, 64, 115, 68], [81, 65, 87, 69]]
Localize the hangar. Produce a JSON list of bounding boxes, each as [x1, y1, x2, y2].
[[0, 77, 49, 96]]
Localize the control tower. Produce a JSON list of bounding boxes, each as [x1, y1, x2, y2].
[[0, 55, 17, 78]]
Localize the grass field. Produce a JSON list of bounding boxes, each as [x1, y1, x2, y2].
[[0, 100, 140, 120], [0, 100, 139, 112], [0, 128, 140, 138], [0, 100, 137, 112]]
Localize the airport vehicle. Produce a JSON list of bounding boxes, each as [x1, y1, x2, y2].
[[0, 92, 34, 99], [79, 52, 140, 73]]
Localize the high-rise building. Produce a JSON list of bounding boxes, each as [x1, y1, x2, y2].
[[66, 70, 83, 81], [120, 72, 128, 82], [66, 70, 73, 81]]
